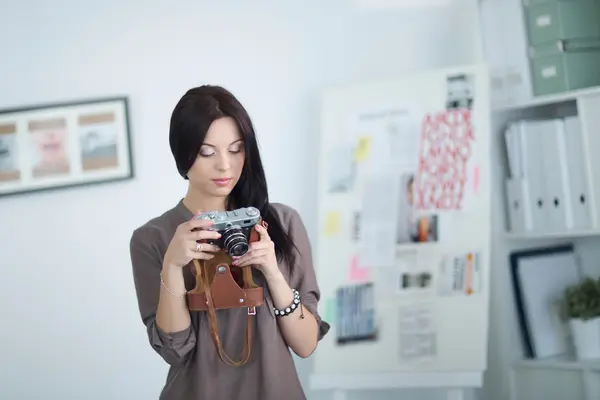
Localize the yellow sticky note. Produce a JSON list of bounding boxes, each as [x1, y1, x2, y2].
[[354, 136, 371, 161], [324, 211, 340, 236]]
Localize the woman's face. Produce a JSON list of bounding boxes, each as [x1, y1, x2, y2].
[[187, 117, 245, 199]]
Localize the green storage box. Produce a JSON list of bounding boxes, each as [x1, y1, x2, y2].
[[529, 39, 600, 95], [525, 0, 600, 46]]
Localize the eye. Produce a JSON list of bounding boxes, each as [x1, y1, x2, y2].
[[199, 147, 215, 157], [229, 144, 244, 154]]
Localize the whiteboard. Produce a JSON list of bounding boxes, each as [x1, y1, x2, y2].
[[310, 65, 491, 391]]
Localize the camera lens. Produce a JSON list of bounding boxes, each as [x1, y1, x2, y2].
[[222, 225, 249, 257]]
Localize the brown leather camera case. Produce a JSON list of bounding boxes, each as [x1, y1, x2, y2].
[[186, 220, 267, 366]]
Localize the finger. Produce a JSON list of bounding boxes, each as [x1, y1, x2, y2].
[[235, 249, 269, 265], [193, 251, 214, 260], [254, 223, 270, 240], [185, 218, 215, 231], [194, 242, 220, 253], [191, 230, 222, 241], [249, 240, 272, 251], [235, 254, 264, 267]]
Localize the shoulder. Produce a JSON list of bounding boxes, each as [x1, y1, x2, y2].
[[130, 207, 179, 254], [268, 202, 303, 229]]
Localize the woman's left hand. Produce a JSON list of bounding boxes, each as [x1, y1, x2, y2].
[[233, 224, 279, 277]]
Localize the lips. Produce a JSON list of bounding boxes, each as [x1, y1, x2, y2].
[[212, 178, 232, 186]]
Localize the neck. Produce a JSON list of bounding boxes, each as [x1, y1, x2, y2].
[[182, 185, 228, 215]]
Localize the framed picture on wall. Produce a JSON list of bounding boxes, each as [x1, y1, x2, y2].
[[0, 96, 133, 197]]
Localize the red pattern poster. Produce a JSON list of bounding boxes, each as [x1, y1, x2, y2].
[[414, 108, 474, 210]]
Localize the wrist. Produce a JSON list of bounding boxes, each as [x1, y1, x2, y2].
[[263, 266, 285, 283], [162, 262, 182, 276], [160, 263, 187, 298]]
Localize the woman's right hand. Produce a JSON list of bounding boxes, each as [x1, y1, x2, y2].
[[163, 218, 222, 269]]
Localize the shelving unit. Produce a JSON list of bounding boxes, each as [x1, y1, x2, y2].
[[491, 84, 600, 400], [497, 88, 600, 237], [494, 86, 600, 112], [504, 230, 600, 241], [478, 0, 600, 398], [513, 355, 600, 371]]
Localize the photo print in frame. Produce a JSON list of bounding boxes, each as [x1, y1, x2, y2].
[[0, 96, 133, 197]]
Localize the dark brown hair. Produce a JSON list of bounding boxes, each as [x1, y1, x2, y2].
[[169, 85, 296, 265]]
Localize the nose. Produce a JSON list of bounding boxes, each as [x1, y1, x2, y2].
[[215, 153, 231, 171]]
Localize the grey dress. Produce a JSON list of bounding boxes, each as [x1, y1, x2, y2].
[[129, 200, 330, 400]]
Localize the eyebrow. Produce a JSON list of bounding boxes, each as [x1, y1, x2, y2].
[[202, 139, 243, 148]]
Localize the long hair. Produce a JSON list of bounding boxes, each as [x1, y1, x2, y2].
[[169, 85, 296, 266]]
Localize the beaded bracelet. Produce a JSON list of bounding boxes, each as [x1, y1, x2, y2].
[[273, 289, 301, 317]]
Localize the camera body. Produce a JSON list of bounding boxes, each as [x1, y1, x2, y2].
[[194, 206, 261, 257]]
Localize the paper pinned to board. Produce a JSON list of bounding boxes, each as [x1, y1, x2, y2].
[[373, 250, 436, 299], [357, 173, 400, 267], [438, 251, 482, 296], [348, 104, 421, 170], [398, 301, 437, 362], [323, 297, 337, 323], [327, 144, 356, 193], [336, 283, 377, 344], [414, 108, 475, 211], [354, 136, 371, 162], [348, 254, 369, 283], [323, 211, 341, 236]]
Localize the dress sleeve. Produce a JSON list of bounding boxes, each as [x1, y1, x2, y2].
[[129, 226, 197, 366], [286, 208, 331, 341]]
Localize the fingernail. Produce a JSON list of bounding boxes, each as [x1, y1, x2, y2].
[[232, 260, 238, 265]]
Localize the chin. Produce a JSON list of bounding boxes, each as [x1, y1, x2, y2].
[[210, 186, 234, 197]]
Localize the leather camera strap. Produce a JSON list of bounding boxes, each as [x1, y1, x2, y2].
[[192, 259, 252, 366]]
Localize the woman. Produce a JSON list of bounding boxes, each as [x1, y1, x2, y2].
[[129, 85, 329, 400]]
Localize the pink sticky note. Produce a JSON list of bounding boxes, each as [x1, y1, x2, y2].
[[348, 255, 369, 282], [472, 165, 480, 194]]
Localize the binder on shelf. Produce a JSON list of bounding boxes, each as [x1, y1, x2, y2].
[[516, 120, 549, 233], [503, 115, 593, 235], [563, 116, 592, 230], [538, 119, 572, 232], [506, 177, 533, 233], [504, 124, 523, 179]]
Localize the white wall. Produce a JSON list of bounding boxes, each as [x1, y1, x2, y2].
[[0, 1, 488, 399]]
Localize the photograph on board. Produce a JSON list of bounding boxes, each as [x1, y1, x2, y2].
[[396, 172, 439, 244], [400, 271, 433, 291], [28, 117, 71, 178], [335, 283, 378, 345], [0, 123, 20, 182], [445, 73, 475, 110], [78, 112, 120, 172]]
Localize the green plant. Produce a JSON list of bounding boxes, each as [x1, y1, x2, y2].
[[563, 277, 600, 321]]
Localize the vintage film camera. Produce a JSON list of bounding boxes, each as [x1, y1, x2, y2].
[[194, 206, 261, 257], [187, 206, 266, 366]]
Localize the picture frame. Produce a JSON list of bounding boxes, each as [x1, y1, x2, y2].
[[509, 244, 581, 359], [0, 96, 134, 197]]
